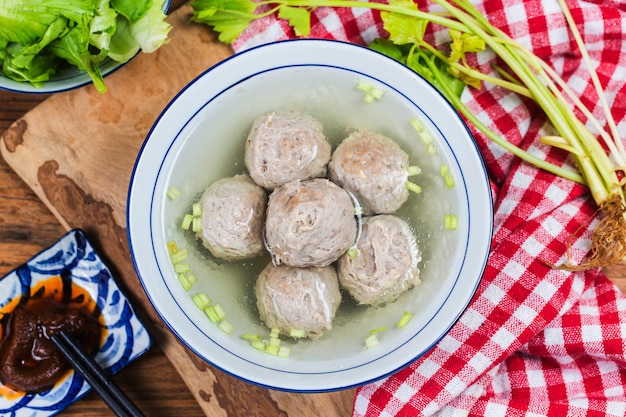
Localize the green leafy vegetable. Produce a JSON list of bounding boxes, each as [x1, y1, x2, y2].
[[190, 0, 264, 44], [190, 0, 626, 270], [278, 6, 310, 37], [0, 0, 171, 92]]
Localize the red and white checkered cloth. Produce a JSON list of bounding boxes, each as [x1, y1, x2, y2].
[[233, 1, 626, 415]]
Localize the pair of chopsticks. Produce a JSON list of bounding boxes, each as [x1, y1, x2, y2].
[[51, 330, 147, 417]]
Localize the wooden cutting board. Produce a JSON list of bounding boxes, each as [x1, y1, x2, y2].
[[0, 3, 355, 416]]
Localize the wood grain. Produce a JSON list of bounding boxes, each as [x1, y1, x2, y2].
[[0, 94, 205, 415]]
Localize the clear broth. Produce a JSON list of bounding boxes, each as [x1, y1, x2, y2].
[[163, 66, 464, 360]]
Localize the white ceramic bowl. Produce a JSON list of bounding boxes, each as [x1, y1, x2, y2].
[[127, 39, 493, 392]]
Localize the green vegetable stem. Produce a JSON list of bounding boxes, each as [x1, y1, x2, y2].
[[190, 0, 626, 270], [0, 0, 172, 92]]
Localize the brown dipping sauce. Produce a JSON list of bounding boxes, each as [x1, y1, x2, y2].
[[0, 274, 103, 394]]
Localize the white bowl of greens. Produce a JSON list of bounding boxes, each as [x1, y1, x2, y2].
[[128, 39, 493, 392], [0, 0, 171, 94]]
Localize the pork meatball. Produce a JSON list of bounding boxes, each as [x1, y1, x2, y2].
[[337, 215, 421, 306], [197, 174, 267, 260], [329, 131, 410, 214], [245, 110, 331, 189], [255, 263, 341, 339], [265, 178, 357, 267]]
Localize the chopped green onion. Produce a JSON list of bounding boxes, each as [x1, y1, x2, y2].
[[444, 174, 455, 188], [289, 328, 306, 338], [213, 303, 227, 321], [204, 306, 220, 323], [166, 186, 181, 200], [444, 214, 459, 230], [244, 328, 292, 358], [265, 345, 280, 356], [218, 320, 235, 335], [427, 144, 438, 155], [185, 272, 198, 285], [439, 164, 449, 176], [192, 217, 202, 233], [364, 334, 380, 349], [419, 130, 434, 146], [174, 263, 191, 274], [369, 326, 387, 335], [192, 202, 202, 217], [347, 246, 360, 258], [192, 292, 211, 310], [269, 337, 281, 347], [364, 93, 376, 104], [181, 213, 193, 230], [356, 81, 373, 92], [170, 248, 189, 264], [407, 165, 422, 176], [251, 339, 266, 351], [406, 181, 422, 194], [410, 118, 425, 133], [217, 321, 233, 335], [177, 273, 193, 291], [278, 346, 291, 358], [397, 311, 414, 328], [369, 87, 385, 100]]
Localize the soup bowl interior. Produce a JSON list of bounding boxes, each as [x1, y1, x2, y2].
[[127, 39, 493, 392]]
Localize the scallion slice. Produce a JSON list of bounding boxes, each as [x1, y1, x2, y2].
[[397, 311, 414, 328], [289, 328, 306, 339], [177, 273, 193, 291], [364, 334, 380, 349], [278, 346, 291, 358], [166, 186, 181, 200], [444, 214, 459, 230], [192, 292, 211, 310], [213, 303, 227, 321], [192, 202, 202, 217], [218, 320, 235, 335], [174, 263, 191, 274], [204, 306, 220, 323], [181, 213, 193, 230], [170, 248, 189, 264]]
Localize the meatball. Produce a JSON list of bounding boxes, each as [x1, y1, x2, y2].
[[245, 110, 331, 189], [255, 263, 341, 339], [265, 178, 357, 267], [329, 131, 410, 214], [337, 215, 421, 306], [197, 174, 267, 260]]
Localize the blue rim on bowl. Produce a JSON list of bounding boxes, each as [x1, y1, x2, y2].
[[127, 39, 493, 392]]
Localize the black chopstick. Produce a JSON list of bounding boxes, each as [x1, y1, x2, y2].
[[51, 330, 146, 417]]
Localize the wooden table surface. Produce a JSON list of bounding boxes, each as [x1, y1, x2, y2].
[[2, 13, 626, 417], [0, 92, 206, 415]]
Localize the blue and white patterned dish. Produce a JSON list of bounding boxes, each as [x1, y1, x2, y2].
[[0, 229, 152, 416]]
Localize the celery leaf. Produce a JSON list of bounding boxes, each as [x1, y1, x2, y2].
[[278, 6, 311, 37], [380, 0, 427, 45], [190, 0, 260, 44]]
